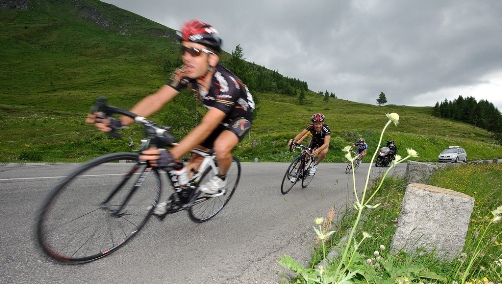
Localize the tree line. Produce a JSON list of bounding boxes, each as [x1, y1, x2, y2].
[[433, 95, 502, 144], [223, 45, 309, 96], [164, 44, 314, 99]]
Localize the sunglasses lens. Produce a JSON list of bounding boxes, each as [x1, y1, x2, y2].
[[181, 46, 201, 57]]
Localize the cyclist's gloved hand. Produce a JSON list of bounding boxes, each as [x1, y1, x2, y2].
[[289, 139, 298, 152], [140, 148, 174, 168], [108, 117, 123, 131]]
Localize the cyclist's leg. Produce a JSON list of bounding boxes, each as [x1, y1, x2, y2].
[[185, 148, 205, 176], [200, 117, 251, 194], [360, 150, 367, 161], [213, 130, 239, 175], [316, 147, 328, 164], [213, 117, 251, 175]]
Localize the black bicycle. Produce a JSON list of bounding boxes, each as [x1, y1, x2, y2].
[[280, 143, 317, 194], [345, 152, 362, 174], [36, 97, 241, 263]]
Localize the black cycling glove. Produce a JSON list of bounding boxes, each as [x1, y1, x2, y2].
[[157, 149, 175, 168], [108, 118, 123, 131]]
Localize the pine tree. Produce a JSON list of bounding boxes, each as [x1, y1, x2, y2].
[[377, 92, 388, 106]]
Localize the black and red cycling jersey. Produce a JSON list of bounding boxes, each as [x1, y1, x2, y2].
[[305, 123, 331, 149], [167, 63, 255, 124]]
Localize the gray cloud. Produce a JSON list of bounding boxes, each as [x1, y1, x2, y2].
[[102, 0, 502, 110]]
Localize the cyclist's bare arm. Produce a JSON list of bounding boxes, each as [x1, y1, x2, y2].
[[86, 85, 179, 131], [170, 108, 226, 159], [125, 85, 179, 125], [139, 107, 226, 166], [292, 129, 309, 144]]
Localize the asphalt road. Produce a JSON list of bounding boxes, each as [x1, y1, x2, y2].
[[0, 161, 406, 284]]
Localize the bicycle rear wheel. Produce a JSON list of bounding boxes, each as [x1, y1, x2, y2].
[[36, 153, 161, 263], [281, 156, 302, 194], [301, 157, 315, 188], [188, 156, 241, 223]]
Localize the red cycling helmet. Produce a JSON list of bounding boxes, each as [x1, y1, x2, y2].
[[177, 19, 222, 53], [311, 113, 325, 122]]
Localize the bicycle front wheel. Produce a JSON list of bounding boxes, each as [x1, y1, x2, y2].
[[301, 157, 315, 188], [354, 159, 361, 172], [188, 156, 241, 223], [345, 162, 352, 174], [36, 153, 161, 263], [281, 156, 302, 194]]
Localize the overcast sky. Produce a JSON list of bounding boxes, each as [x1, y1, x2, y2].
[[102, 0, 502, 111]]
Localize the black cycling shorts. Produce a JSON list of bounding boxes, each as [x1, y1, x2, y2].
[[308, 141, 323, 150], [200, 117, 252, 149]]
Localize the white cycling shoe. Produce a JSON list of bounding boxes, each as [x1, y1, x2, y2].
[[200, 176, 227, 196], [309, 164, 318, 176], [148, 201, 169, 216]]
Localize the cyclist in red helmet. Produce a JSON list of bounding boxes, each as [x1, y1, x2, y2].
[[288, 113, 331, 176], [87, 19, 255, 213]]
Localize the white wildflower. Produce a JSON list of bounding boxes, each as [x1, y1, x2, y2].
[[406, 148, 418, 158], [392, 155, 402, 165], [491, 205, 502, 222], [386, 113, 399, 125]]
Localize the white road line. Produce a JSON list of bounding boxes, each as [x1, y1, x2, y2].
[[0, 173, 124, 182]]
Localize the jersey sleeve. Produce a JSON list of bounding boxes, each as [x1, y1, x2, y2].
[[323, 125, 331, 135]]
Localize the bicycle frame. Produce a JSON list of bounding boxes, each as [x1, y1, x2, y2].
[[189, 148, 218, 184]]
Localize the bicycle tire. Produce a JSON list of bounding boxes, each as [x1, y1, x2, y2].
[[353, 158, 361, 172], [301, 156, 315, 188], [345, 163, 352, 174], [188, 156, 241, 223], [36, 153, 161, 263], [280, 156, 302, 194]]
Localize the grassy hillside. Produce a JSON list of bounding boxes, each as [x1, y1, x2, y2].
[[1, 0, 501, 163]]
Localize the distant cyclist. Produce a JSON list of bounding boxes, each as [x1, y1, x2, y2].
[[386, 140, 397, 159], [288, 113, 331, 175], [350, 138, 368, 160]]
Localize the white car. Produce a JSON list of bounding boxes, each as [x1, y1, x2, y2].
[[438, 146, 467, 163]]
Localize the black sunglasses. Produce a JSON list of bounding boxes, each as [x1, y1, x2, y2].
[[181, 46, 214, 57]]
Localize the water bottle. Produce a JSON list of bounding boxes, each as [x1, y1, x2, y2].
[[173, 162, 188, 186]]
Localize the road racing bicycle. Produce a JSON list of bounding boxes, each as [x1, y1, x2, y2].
[[36, 97, 241, 263], [345, 152, 362, 174], [280, 142, 317, 194]]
